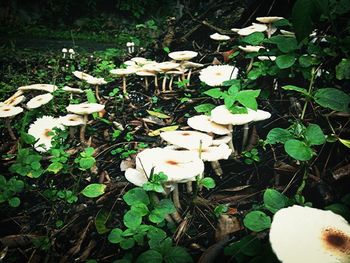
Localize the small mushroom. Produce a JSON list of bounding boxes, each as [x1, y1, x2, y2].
[[58, 114, 85, 139], [66, 102, 105, 145], [86, 77, 107, 103], [110, 68, 136, 94], [210, 33, 231, 52], [181, 61, 204, 86], [62, 48, 68, 58], [62, 86, 84, 100], [73, 71, 95, 81], [68, 48, 75, 59], [157, 62, 180, 92], [136, 70, 156, 91], [199, 65, 239, 87], [26, 93, 53, 109], [0, 105, 23, 140], [269, 205, 350, 263], [237, 23, 268, 36], [256, 16, 283, 38]]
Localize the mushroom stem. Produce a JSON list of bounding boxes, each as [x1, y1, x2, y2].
[[69, 127, 76, 140], [162, 75, 167, 92], [5, 118, 16, 140], [173, 184, 181, 210], [144, 77, 149, 91], [154, 75, 158, 88], [247, 58, 254, 73], [186, 69, 192, 86], [168, 75, 174, 91], [122, 77, 127, 94], [211, 160, 223, 176], [95, 85, 101, 103], [79, 114, 88, 145], [242, 123, 249, 151], [227, 124, 236, 157], [216, 43, 221, 52], [267, 24, 272, 38], [186, 181, 193, 193]]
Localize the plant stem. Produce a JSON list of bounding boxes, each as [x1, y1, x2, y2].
[[301, 67, 316, 120], [296, 169, 308, 196], [5, 118, 16, 140]]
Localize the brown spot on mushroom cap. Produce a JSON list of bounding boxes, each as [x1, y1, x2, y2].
[[69, 117, 76, 121], [166, 160, 178, 165], [43, 128, 52, 138], [181, 132, 191, 136], [321, 228, 350, 256], [4, 108, 10, 111]]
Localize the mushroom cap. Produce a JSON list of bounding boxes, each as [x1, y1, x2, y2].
[[136, 70, 156, 77], [210, 33, 230, 41], [86, 77, 107, 85], [157, 61, 181, 71], [257, 55, 276, 61], [231, 28, 240, 33], [256, 16, 284, 23], [135, 147, 204, 183], [187, 115, 231, 135], [199, 65, 238, 87], [66, 103, 105, 115], [237, 23, 268, 36], [212, 135, 232, 145], [28, 116, 64, 152], [238, 45, 265, 53], [168, 50, 198, 61], [210, 105, 254, 125], [142, 62, 161, 72], [124, 60, 137, 67], [62, 48, 68, 52], [131, 57, 148, 63], [280, 29, 296, 37], [26, 93, 53, 109], [160, 130, 213, 149], [110, 68, 136, 76], [62, 86, 84, 94], [5, 95, 26, 106], [58, 114, 85, 126], [247, 108, 271, 121], [181, 61, 204, 69], [73, 71, 94, 81], [0, 105, 23, 118], [18, 84, 58, 93], [191, 143, 232, 161], [269, 205, 350, 263], [68, 48, 75, 54]]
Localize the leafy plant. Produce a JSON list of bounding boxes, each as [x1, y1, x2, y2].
[[9, 148, 44, 178], [74, 147, 96, 170], [0, 175, 24, 207]]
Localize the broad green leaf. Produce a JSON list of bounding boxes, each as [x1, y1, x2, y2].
[[265, 128, 293, 144], [263, 189, 287, 213], [284, 139, 313, 161], [123, 210, 142, 229], [81, 183, 106, 198], [47, 162, 63, 174], [9, 197, 21, 207], [282, 85, 309, 96], [148, 125, 179, 137], [242, 32, 265, 45], [148, 227, 167, 249], [243, 211, 271, 232], [325, 203, 350, 221], [120, 238, 135, 249], [223, 94, 236, 109], [247, 68, 262, 80], [20, 132, 36, 144], [194, 103, 216, 114], [204, 88, 223, 98], [108, 228, 123, 244], [85, 89, 98, 118], [131, 203, 149, 216], [123, 187, 150, 206], [336, 58, 350, 80], [95, 209, 110, 234], [136, 250, 163, 263], [264, 35, 297, 53], [200, 177, 216, 189], [79, 157, 95, 170], [164, 246, 193, 263], [84, 147, 95, 156], [146, 110, 171, 119], [292, 0, 317, 42], [276, 54, 296, 69], [236, 89, 261, 110], [314, 88, 350, 112], [299, 55, 319, 67], [305, 124, 326, 146], [339, 138, 350, 148]]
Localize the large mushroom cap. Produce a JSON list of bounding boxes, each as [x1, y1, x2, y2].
[[59, 114, 85, 126], [237, 23, 268, 36], [199, 65, 238, 87], [187, 115, 231, 135], [160, 130, 213, 149], [210, 105, 254, 125], [247, 109, 271, 121], [210, 33, 230, 41], [168, 51, 198, 61], [62, 86, 84, 94], [256, 16, 284, 23], [110, 68, 136, 76], [238, 45, 265, 53], [66, 103, 105, 115], [0, 105, 23, 118], [28, 116, 64, 152], [270, 205, 350, 263], [26, 93, 53, 109], [86, 77, 107, 85], [18, 84, 58, 93], [157, 62, 181, 71], [191, 143, 232, 161], [5, 95, 26, 106], [72, 71, 94, 81]]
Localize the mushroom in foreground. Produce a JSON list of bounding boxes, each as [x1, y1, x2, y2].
[[58, 114, 85, 139], [256, 16, 283, 38], [269, 205, 350, 263], [110, 68, 136, 94], [199, 65, 239, 87], [18, 84, 58, 93], [210, 33, 230, 52], [28, 116, 64, 152], [26, 93, 53, 109], [66, 103, 105, 145], [0, 105, 24, 140], [236, 23, 267, 36], [73, 71, 95, 81], [160, 130, 213, 150]]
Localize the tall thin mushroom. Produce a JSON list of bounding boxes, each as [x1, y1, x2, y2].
[[0, 105, 23, 140]]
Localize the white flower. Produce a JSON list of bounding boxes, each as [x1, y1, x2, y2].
[[270, 205, 350, 263], [199, 65, 238, 86], [26, 93, 53, 109], [28, 116, 64, 152]]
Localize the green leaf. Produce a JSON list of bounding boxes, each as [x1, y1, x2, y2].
[[299, 55, 319, 67], [123, 187, 150, 206], [146, 110, 171, 119], [124, 210, 142, 229], [284, 139, 313, 161], [339, 138, 350, 148], [242, 32, 265, 45], [325, 203, 350, 221], [136, 250, 163, 263], [314, 88, 350, 112], [275, 54, 296, 69], [120, 238, 135, 249], [194, 103, 216, 114], [8, 197, 21, 207], [204, 88, 223, 99], [84, 147, 95, 157], [305, 124, 326, 146], [236, 89, 261, 110], [282, 85, 309, 96], [336, 59, 350, 80], [264, 35, 297, 53], [148, 227, 167, 249], [148, 125, 179, 137], [108, 228, 124, 244], [243, 211, 271, 232], [200, 177, 216, 189], [164, 246, 193, 263], [47, 162, 63, 174], [95, 209, 110, 234], [81, 183, 106, 198], [224, 235, 261, 256], [79, 157, 95, 170], [292, 0, 317, 42], [20, 132, 36, 145], [263, 189, 287, 213], [265, 128, 293, 144], [131, 203, 149, 216]]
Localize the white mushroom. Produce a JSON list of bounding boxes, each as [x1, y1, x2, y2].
[[18, 84, 58, 93], [59, 113, 85, 139], [68, 48, 75, 59], [269, 205, 350, 263], [256, 17, 284, 38], [0, 105, 23, 140], [237, 23, 268, 36], [238, 45, 265, 53], [110, 68, 136, 94], [72, 71, 94, 81], [62, 48, 68, 58], [136, 70, 156, 91], [199, 65, 239, 87], [210, 33, 231, 52], [26, 93, 53, 109], [160, 130, 213, 150], [157, 62, 180, 92], [187, 115, 231, 135]]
